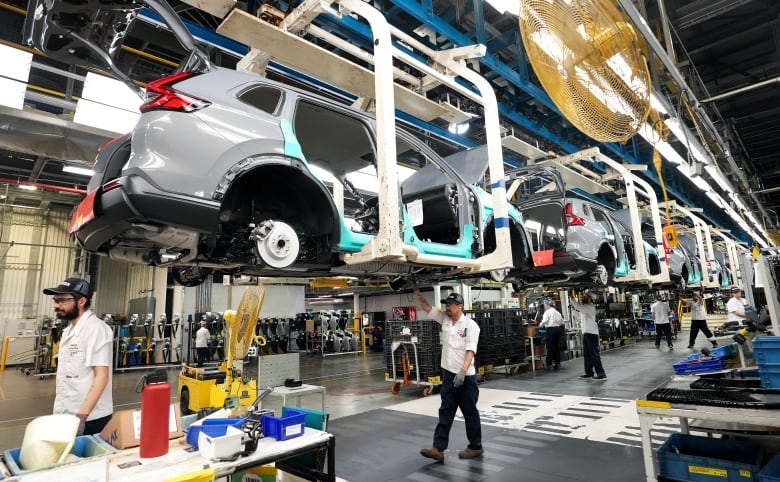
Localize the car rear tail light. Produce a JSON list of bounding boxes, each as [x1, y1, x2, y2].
[[565, 203, 585, 226], [97, 133, 130, 154], [139, 72, 210, 113], [102, 179, 122, 192]]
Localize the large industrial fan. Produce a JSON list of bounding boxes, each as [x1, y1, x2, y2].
[[518, 0, 651, 143], [518, 0, 680, 245]]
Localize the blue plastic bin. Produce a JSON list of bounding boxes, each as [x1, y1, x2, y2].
[[261, 409, 306, 441], [673, 357, 726, 375], [657, 433, 763, 482], [3, 434, 116, 476], [753, 336, 780, 388], [185, 418, 245, 449], [760, 452, 780, 482]]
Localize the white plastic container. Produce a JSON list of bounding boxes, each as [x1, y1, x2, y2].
[[18, 414, 80, 470], [197, 425, 243, 461]]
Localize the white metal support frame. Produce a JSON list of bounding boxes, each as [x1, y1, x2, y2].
[[623, 171, 670, 285], [710, 227, 743, 289], [219, 0, 514, 274], [756, 248, 780, 335], [669, 202, 718, 289], [531, 147, 657, 284]]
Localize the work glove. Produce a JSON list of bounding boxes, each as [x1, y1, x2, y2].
[[453, 369, 466, 388], [76, 413, 88, 436]]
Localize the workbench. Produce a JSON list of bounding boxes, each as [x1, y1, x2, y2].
[[3, 427, 335, 481], [636, 376, 780, 481], [261, 384, 327, 413]]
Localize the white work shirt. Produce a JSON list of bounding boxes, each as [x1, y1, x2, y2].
[[539, 307, 565, 328], [688, 300, 707, 320], [570, 300, 598, 335], [195, 326, 210, 348], [54, 310, 113, 421], [727, 297, 747, 322], [426, 308, 479, 376], [651, 301, 670, 324]]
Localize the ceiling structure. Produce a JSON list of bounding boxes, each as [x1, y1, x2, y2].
[[0, 0, 777, 247]]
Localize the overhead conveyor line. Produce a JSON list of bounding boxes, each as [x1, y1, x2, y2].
[[668, 202, 718, 289], [218, 0, 514, 275], [525, 147, 664, 285], [710, 227, 744, 290]]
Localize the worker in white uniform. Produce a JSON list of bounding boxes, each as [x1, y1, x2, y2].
[[538, 299, 565, 370], [726, 286, 747, 323], [687, 292, 718, 349], [43, 277, 113, 435], [651, 296, 674, 349], [570, 292, 606, 381], [195, 320, 211, 367], [415, 289, 483, 463]]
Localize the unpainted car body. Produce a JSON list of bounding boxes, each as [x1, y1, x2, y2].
[[506, 166, 660, 286], [26, 0, 534, 285]]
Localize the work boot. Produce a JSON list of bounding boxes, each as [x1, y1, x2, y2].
[[458, 447, 484, 459], [420, 447, 444, 462], [711, 340, 718, 347]]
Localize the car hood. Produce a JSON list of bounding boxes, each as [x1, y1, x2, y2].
[[24, 0, 211, 97]]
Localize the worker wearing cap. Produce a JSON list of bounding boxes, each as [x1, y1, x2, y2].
[[538, 299, 565, 370], [726, 287, 747, 323], [687, 292, 718, 349], [43, 277, 113, 435], [414, 288, 483, 462], [570, 292, 606, 381], [195, 319, 211, 367]]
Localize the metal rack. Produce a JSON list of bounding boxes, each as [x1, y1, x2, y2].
[[636, 377, 780, 482]]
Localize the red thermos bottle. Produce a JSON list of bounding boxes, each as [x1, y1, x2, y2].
[[139, 369, 170, 458]]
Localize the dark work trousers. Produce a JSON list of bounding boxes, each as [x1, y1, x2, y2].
[[689, 319, 715, 346], [582, 333, 605, 377], [655, 323, 674, 346], [196, 347, 209, 367], [433, 369, 482, 451], [545, 326, 563, 368], [84, 414, 112, 436]]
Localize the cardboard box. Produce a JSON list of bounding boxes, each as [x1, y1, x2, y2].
[[100, 403, 183, 450], [523, 326, 539, 338]]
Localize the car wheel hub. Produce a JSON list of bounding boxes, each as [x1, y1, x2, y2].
[[253, 220, 299, 268]]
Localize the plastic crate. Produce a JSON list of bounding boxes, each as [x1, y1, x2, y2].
[[186, 418, 245, 449], [760, 452, 780, 482], [753, 336, 780, 364], [757, 363, 780, 389], [261, 409, 306, 441], [4, 434, 116, 475], [673, 357, 726, 375], [658, 433, 763, 482]]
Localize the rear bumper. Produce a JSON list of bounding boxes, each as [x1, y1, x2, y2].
[[73, 175, 220, 252], [525, 252, 596, 279]]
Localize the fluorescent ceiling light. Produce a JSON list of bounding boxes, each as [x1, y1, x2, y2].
[[485, 0, 520, 15], [704, 165, 733, 193], [18, 184, 37, 191], [650, 92, 668, 115], [676, 165, 711, 192], [63, 165, 95, 176], [0, 44, 33, 82]]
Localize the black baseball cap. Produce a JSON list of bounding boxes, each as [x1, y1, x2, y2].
[[731, 286, 741, 293], [43, 277, 93, 299], [441, 293, 464, 305]]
